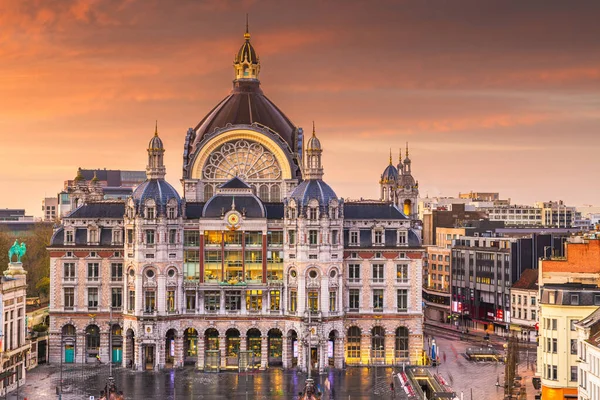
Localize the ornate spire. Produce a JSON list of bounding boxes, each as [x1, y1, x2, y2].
[[91, 171, 99, 183], [305, 122, 324, 179], [389, 148, 392, 165], [147, 122, 166, 180], [406, 142, 409, 158], [399, 148, 402, 164], [245, 13, 250, 40], [234, 14, 260, 81]]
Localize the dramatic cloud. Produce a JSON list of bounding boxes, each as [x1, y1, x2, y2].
[[1, 0, 599, 216]]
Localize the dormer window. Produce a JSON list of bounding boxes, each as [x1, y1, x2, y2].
[[350, 230, 359, 246], [374, 230, 384, 245], [88, 228, 98, 244], [168, 207, 176, 219], [309, 208, 318, 221], [398, 230, 408, 246], [289, 208, 296, 219], [146, 207, 155, 219], [65, 230, 74, 244], [112, 229, 122, 245]]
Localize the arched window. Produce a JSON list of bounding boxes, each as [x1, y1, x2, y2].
[[395, 327, 409, 360], [62, 324, 76, 336], [371, 326, 385, 360], [270, 185, 280, 202], [259, 185, 269, 201], [347, 326, 361, 360], [204, 184, 213, 200]]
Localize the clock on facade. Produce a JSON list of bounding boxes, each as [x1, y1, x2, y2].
[[226, 212, 241, 227]]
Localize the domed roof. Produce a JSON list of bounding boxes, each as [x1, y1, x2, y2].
[[235, 33, 259, 64], [132, 179, 181, 214], [381, 164, 398, 183], [186, 80, 298, 160], [148, 122, 164, 150], [306, 135, 321, 151], [289, 179, 337, 208], [203, 194, 265, 218], [306, 123, 321, 151], [149, 135, 163, 150]]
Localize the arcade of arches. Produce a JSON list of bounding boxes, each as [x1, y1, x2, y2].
[[53, 322, 418, 372]]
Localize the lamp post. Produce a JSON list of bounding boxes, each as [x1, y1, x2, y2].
[[59, 334, 63, 400]]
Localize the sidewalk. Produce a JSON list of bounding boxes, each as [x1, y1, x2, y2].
[[425, 319, 537, 349]]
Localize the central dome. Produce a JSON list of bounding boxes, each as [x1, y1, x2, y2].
[[190, 81, 297, 150]]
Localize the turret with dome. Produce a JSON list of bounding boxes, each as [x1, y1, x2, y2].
[[379, 145, 419, 218], [131, 123, 182, 217]]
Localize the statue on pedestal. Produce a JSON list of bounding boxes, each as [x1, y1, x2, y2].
[[8, 240, 26, 263], [6, 240, 27, 277]]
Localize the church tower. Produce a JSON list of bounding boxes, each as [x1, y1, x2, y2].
[[379, 150, 398, 202], [395, 143, 419, 218]]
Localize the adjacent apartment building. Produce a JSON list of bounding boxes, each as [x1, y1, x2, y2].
[[537, 238, 600, 399]]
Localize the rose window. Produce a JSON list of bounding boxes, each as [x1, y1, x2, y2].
[[203, 140, 281, 180]]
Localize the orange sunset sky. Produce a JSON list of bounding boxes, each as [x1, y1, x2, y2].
[[1, 0, 600, 217]]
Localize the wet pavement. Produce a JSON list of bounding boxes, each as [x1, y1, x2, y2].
[[17, 326, 538, 400], [20, 364, 403, 400], [426, 332, 538, 400]]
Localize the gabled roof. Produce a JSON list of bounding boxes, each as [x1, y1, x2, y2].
[[512, 269, 538, 290], [343, 202, 407, 220], [220, 177, 251, 189]]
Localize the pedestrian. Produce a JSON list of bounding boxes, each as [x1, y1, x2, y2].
[[390, 381, 394, 392], [443, 352, 446, 363]]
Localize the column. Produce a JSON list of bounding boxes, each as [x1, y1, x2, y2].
[[297, 339, 305, 373], [197, 338, 205, 370], [334, 337, 344, 369], [260, 335, 268, 369], [137, 342, 143, 371], [122, 334, 128, 367], [384, 333, 395, 365], [240, 336, 247, 352], [262, 234, 267, 284], [199, 232, 205, 283], [175, 334, 184, 368], [319, 341, 326, 373], [360, 333, 371, 366], [282, 336, 290, 369], [77, 334, 86, 364], [157, 275, 166, 314], [156, 341, 162, 370], [100, 330, 110, 363], [219, 335, 227, 370]]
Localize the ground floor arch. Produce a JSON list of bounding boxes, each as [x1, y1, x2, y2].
[[267, 328, 282, 366], [85, 325, 100, 363], [183, 328, 198, 365], [165, 329, 177, 367], [125, 329, 135, 368]]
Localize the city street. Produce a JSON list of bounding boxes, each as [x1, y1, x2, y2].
[[425, 327, 539, 400]]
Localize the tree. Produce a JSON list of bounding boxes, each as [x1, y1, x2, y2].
[[36, 277, 50, 300], [0, 223, 53, 297]]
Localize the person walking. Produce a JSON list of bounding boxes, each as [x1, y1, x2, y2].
[[443, 352, 446, 363]]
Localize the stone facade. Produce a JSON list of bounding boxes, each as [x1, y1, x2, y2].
[[48, 27, 424, 373]]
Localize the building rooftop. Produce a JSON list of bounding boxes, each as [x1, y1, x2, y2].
[[511, 268, 538, 291]]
